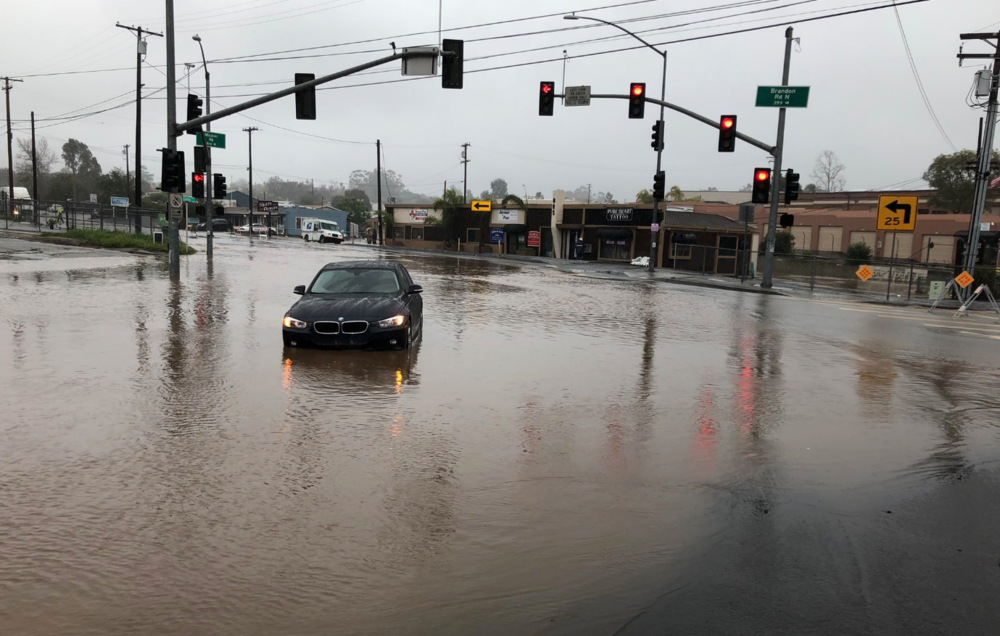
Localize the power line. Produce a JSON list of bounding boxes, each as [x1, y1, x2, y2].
[[891, 2, 958, 151]]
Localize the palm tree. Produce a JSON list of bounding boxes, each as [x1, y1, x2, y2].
[[431, 187, 469, 247]]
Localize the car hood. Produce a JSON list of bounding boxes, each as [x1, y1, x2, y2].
[[287, 293, 407, 321]]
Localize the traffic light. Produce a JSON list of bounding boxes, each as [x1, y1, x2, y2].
[[441, 39, 464, 89], [191, 172, 206, 198], [160, 149, 185, 193], [650, 120, 664, 151], [295, 73, 316, 120], [539, 81, 555, 116], [213, 173, 227, 199], [718, 115, 737, 152], [779, 213, 795, 228], [628, 82, 646, 119], [652, 170, 665, 201], [751, 167, 771, 204], [186, 94, 203, 134], [193, 145, 206, 174], [784, 169, 800, 204]]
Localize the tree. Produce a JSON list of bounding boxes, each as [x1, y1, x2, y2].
[[429, 187, 470, 246], [923, 149, 1000, 213], [61, 139, 102, 200], [803, 183, 818, 194], [15, 137, 57, 195], [811, 150, 845, 192], [668, 185, 684, 201], [635, 189, 653, 204], [96, 169, 130, 203], [338, 198, 371, 229], [489, 178, 508, 200]]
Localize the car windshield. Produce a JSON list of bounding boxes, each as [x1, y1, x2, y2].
[[310, 268, 400, 294], [320, 222, 338, 231]]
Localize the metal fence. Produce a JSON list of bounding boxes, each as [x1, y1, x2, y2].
[[1, 198, 169, 236], [770, 252, 975, 300]]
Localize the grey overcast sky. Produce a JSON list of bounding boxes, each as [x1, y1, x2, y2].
[[3, 0, 998, 201]]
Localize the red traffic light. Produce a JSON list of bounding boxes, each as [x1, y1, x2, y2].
[[755, 169, 770, 182], [721, 117, 734, 129], [192, 173, 205, 183], [541, 82, 553, 94], [631, 84, 644, 97]]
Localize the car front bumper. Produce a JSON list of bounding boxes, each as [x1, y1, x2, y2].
[[283, 325, 407, 349]]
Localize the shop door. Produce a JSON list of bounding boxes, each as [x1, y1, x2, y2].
[[716, 235, 739, 275]]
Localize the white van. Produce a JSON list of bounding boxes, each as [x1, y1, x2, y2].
[[299, 218, 344, 244]]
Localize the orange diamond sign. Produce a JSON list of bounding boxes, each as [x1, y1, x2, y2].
[[856, 265, 873, 281], [955, 271, 974, 288]]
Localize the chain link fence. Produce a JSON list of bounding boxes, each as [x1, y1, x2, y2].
[[1, 198, 171, 237]]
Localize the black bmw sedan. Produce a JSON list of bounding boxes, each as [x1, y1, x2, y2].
[[282, 261, 423, 349]]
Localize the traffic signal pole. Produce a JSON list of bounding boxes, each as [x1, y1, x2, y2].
[[650, 52, 666, 271], [760, 27, 794, 290], [165, 0, 180, 278]]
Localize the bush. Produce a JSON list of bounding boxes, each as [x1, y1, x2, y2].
[[774, 232, 795, 254], [846, 241, 873, 263], [44, 229, 196, 255], [973, 265, 999, 297]]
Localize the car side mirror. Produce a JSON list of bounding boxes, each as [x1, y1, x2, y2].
[[293, 285, 305, 295], [407, 284, 423, 294]]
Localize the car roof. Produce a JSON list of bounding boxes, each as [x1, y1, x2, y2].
[[319, 260, 404, 272]]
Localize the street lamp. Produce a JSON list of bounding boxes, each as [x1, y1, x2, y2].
[[564, 13, 667, 271], [193, 33, 216, 259]]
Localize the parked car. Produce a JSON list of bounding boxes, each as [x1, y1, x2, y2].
[[197, 219, 233, 233], [282, 261, 423, 350]]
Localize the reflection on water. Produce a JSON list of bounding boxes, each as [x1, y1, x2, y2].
[[2, 245, 1000, 634]]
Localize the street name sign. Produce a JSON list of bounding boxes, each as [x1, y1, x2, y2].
[[564, 85, 591, 107], [471, 199, 492, 212], [755, 86, 810, 108], [877, 195, 918, 231], [856, 265, 874, 281], [196, 131, 227, 149], [183, 196, 197, 203]]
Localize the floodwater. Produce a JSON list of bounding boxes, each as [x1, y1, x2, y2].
[[2, 235, 1000, 635]]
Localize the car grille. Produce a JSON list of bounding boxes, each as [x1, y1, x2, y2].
[[313, 321, 340, 335], [341, 321, 369, 335]]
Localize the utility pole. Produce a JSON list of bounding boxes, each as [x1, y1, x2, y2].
[[461, 142, 470, 203], [31, 112, 38, 214], [958, 31, 1000, 287], [376, 139, 383, 246], [116, 22, 162, 232], [761, 27, 795, 289], [2, 76, 23, 204], [123, 144, 130, 202], [243, 127, 258, 243]]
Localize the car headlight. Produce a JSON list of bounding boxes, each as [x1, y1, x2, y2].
[[283, 316, 307, 329], [377, 314, 406, 328]]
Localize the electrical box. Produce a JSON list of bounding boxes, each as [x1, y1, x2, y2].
[[975, 69, 993, 98]]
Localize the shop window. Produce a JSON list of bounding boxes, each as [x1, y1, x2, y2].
[[671, 243, 692, 259], [467, 228, 480, 243], [411, 227, 424, 240], [600, 238, 630, 260], [393, 226, 405, 239]]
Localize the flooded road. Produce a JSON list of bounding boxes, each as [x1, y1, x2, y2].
[[2, 235, 999, 635]]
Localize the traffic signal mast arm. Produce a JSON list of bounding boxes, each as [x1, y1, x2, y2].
[[549, 92, 777, 155], [175, 49, 444, 135]]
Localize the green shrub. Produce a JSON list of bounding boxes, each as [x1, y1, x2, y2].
[[973, 265, 999, 297], [846, 241, 873, 263], [44, 229, 196, 255]]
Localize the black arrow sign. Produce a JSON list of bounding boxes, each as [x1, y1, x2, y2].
[[885, 199, 912, 225], [471, 201, 490, 211]]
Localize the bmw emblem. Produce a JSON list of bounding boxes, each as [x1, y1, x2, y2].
[[338, 317, 344, 321]]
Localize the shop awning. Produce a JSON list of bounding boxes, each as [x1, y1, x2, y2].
[[595, 227, 632, 239], [671, 232, 698, 244], [503, 224, 528, 233]]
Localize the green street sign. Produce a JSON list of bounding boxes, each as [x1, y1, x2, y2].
[[183, 196, 197, 203], [196, 131, 226, 148], [756, 86, 810, 108]]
